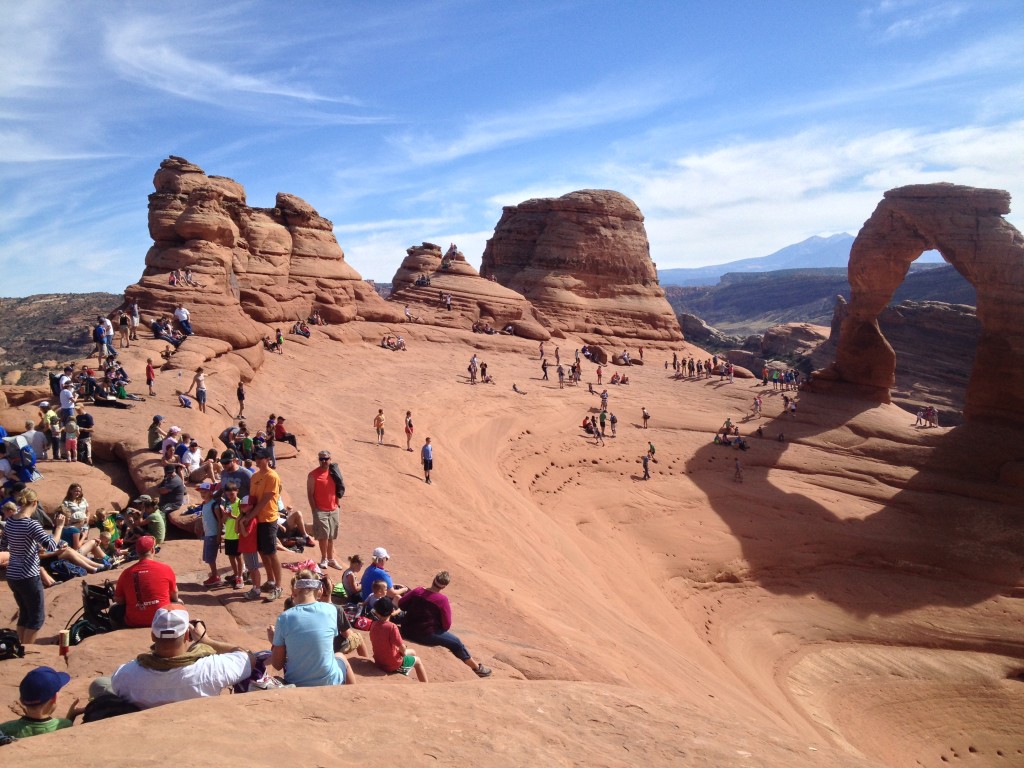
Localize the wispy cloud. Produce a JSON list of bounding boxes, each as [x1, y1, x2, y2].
[[859, 0, 968, 40], [389, 78, 678, 166]]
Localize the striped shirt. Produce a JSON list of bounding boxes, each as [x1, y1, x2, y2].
[[0, 516, 58, 580]]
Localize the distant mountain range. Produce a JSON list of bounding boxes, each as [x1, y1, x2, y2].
[[657, 234, 943, 287]]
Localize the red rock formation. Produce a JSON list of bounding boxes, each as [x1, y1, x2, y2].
[[126, 156, 400, 347], [819, 184, 1024, 425], [480, 190, 683, 341], [388, 243, 550, 340]]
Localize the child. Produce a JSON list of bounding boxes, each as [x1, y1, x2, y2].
[[198, 483, 221, 587], [221, 485, 244, 589], [63, 418, 80, 463], [238, 496, 264, 600], [363, 579, 389, 616], [340, 554, 363, 604], [146, 358, 156, 397], [368, 598, 427, 682], [0, 666, 85, 739]]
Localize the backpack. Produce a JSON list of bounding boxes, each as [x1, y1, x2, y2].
[[0, 629, 25, 660], [48, 559, 88, 582], [82, 694, 140, 723], [48, 372, 61, 399], [14, 444, 36, 482], [329, 462, 345, 498]]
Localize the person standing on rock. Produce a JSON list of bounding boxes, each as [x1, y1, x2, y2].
[[236, 380, 246, 419], [184, 367, 217, 415], [421, 437, 434, 484], [642, 407, 650, 429], [557, 365, 565, 389], [596, 365, 603, 385], [609, 412, 617, 437], [374, 409, 385, 446], [541, 358, 549, 381], [146, 358, 157, 397], [641, 454, 650, 480], [404, 411, 414, 451], [307, 450, 344, 570], [247, 448, 284, 600], [539, 341, 544, 360]]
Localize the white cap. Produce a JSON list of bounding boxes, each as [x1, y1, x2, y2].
[[372, 547, 389, 560], [198, 482, 213, 491], [170, 426, 182, 434], [151, 606, 189, 639]]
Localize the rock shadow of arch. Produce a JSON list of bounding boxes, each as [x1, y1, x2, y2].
[[686, 389, 1024, 618], [819, 183, 1024, 427]]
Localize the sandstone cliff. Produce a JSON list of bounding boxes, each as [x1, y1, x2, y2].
[[480, 190, 683, 341]]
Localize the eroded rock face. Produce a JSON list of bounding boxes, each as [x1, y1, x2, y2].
[[126, 156, 400, 345], [388, 243, 550, 340], [480, 190, 683, 341], [823, 183, 1024, 425]]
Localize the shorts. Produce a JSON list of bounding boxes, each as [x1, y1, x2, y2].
[[8, 576, 46, 631], [337, 631, 363, 655], [196, 389, 207, 405], [224, 538, 240, 557], [256, 521, 278, 556], [312, 509, 339, 541], [243, 551, 261, 572], [131, 316, 139, 327], [202, 535, 219, 565], [65, 438, 78, 452], [395, 654, 417, 676], [422, 459, 433, 471]]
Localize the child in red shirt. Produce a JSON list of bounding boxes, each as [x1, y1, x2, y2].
[[368, 598, 427, 682]]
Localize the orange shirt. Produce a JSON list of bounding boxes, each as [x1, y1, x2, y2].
[[308, 467, 337, 511], [250, 467, 282, 523]]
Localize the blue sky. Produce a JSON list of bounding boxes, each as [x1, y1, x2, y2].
[[1, 0, 1022, 295]]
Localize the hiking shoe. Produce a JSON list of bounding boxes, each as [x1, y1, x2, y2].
[[475, 665, 492, 678], [318, 559, 329, 569], [326, 559, 342, 570], [261, 582, 276, 593], [266, 587, 283, 601], [202, 576, 221, 587], [244, 587, 261, 600]]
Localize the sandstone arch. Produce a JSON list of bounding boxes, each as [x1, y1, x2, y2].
[[825, 183, 1024, 425]]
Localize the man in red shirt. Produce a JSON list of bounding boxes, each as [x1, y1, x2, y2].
[[398, 571, 491, 678], [306, 449, 344, 570], [112, 536, 179, 628]]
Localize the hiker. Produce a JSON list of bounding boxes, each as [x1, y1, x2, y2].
[[0, 666, 85, 739], [369, 597, 428, 682], [267, 570, 355, 687], [111, 535, 178, 629], [642, 454, 650, 480], [642, 407, 650, 429], [399, 571, 492, 678], [245, 448, 284, 601], [307, 449, 344, 570], [184, 367, 217, 414], [106, 605, 253, 709], [404, 411, 414, 451], [173, 305, 194, 335], [421, 437, 434, 484], [373, 409, 385, 445], [0, 488, 64, 644], [359, 547, 409, 602], [236, 380, 245, 418]]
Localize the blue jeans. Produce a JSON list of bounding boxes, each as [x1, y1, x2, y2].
[[402, 629, 471, 661]]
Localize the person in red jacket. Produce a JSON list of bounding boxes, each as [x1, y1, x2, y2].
[[112, 536, 179, 628], [398, 570, 491, 678]]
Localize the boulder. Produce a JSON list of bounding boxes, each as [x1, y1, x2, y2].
[[481, 190, 683, 341], [389, 243, 550, 340], [820, 183, 1024, 426]]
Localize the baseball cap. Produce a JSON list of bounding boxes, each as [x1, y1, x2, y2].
[[254, 448, 271, 460], [169, 426, 182, 434], [134, 494, 154, 505], [372, 546, 389, 560], [198, 482, 213, 491], [154, 414, 164, 421], [136, 535, 156, 555], [39, 401, 49, 408], [220, 449, 237, 462], [151, 606, 189, 639], [20, 666, 71, 706]]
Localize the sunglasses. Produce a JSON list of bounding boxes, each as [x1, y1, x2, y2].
[[318, 456, 330, 461]]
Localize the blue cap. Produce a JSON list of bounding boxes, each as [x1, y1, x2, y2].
[[20, 666, 71, 705]]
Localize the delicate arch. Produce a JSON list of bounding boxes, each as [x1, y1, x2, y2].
[[825, 183, 1024, 425]]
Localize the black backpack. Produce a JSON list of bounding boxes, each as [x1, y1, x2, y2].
[[82, 694, 140, 723], [0, 629, 25, 661]]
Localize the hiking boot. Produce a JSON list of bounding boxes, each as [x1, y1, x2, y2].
[[475, 665, 492, 678], [244, 587, 261, 600]]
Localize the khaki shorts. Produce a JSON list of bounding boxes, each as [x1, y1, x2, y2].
[[312, 509, 339, 540], [339, 631, 363, 654]]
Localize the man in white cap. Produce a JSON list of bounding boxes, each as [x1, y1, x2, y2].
[[359, 547, 408, 602], [108, 604, 253, 709]]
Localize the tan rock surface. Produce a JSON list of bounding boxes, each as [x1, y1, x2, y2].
[[481, 190, 684, 341], [2, 323, 1022, 767], [824, 183, 1024, 426], [389, 243, 550, 340]]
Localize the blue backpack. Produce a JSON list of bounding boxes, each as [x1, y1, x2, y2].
[[14, 444, 36, 483]]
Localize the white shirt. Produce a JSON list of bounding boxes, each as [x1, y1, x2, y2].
[[59, 388, 76, 409], [111, 651, 251, 709], [174, 307, 190, 322], [0, 457, 13, 480], [183, 448, 202, 472], [101, 318, 114, 336], [23, 428, 47, 458]]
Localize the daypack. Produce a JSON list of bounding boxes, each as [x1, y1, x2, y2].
[[82, 694, 140, 723], [48, 372, 61, 399], [329, 462, 345, 498], [14, 444, 36, 483], [48, 559, 87, 582], [0, 628, 25, 660]]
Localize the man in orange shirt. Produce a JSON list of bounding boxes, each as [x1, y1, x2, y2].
[[246, 448, 283, 600], [307, 449, 344, 570]]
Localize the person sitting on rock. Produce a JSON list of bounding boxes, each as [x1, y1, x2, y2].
[[149, 318, 184, 348], [173, 305, 194, 336]]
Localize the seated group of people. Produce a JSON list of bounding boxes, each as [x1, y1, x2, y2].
[[608, 372, 629, 385], [380, 335, 407, 351], [150, 317, 187, 348], [167, 269, 204, 287], [471, 321, 498, 334], [307, 309, 327, 326], [290, 321, 311, 338], [414, 274, 432, 286]]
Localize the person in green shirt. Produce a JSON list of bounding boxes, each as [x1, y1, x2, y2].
[[0, 666, 85, 740]]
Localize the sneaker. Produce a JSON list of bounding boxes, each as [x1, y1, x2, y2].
[[318, 559, 329, 569], [266, 587, 283, 601], [253, 674, 291, 690], [475, 665, 492, 678], [261, 582, 276, 593], [202, 576, 221, 587], [244, 587, 261, 601]]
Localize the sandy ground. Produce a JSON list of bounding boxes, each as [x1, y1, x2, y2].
[[1, 324, 1023, 767]]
